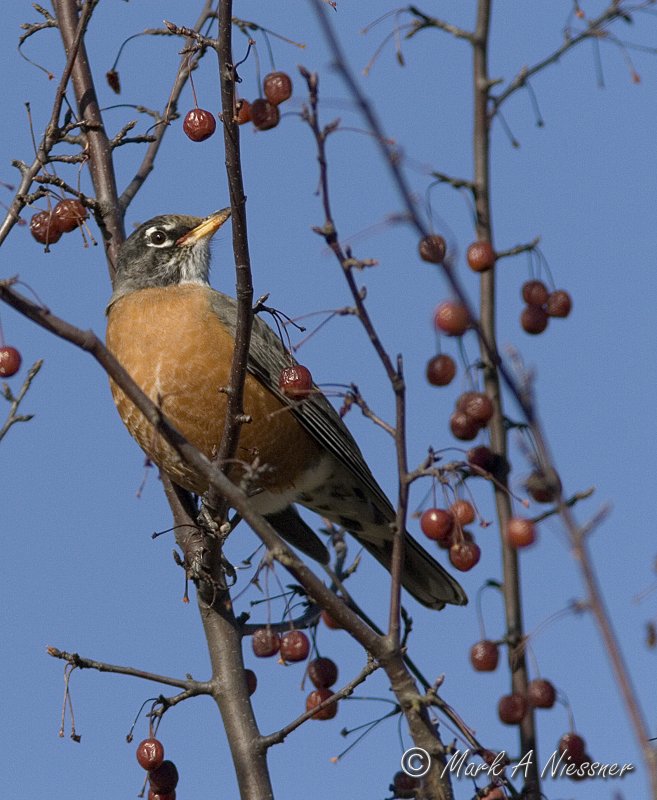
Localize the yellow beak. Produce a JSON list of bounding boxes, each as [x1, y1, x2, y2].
[[176, 207, 231, 246]]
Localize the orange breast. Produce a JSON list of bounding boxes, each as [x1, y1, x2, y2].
[[106, 284, 322, 494]]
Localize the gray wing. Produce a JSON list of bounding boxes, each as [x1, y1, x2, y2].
[[210, 291, 395, 517]]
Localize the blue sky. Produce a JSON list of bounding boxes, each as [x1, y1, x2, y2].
[[2, 2, 657, 799]]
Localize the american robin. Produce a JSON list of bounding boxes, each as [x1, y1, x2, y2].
[[106, 210, 467, 610]]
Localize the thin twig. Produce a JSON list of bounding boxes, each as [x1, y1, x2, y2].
[[0, 359, 43, 443], [260, 658, 380, 747], [47, 647, 211, 693]]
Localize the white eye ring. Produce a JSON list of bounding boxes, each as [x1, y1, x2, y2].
[[145, 226, 172, 247]]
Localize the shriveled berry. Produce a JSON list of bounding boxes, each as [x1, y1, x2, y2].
[[419, 234, 447, 264], [426, 353, 456, 386], [308, 656, 338, 688], [30, 211, 61, 245], [467, 445, 496, 473], [279, 630, 310, 663], [391, 770, 421, 798], [245, 668, 257, 696], [450, 500, 475, 526], [235, 98, 252, 125], [251, 98, 280, 130], [450, 410, 480, 441], [498, 693, 528, 725], [434, 301, 471, 336], [449, 540, 481, 571], [263, 71, 293, 105], [420, 508, 454, 542], [252, 627, 281, 658], [466, 241, 495, 272], [0, 346, 22, 377], [522, 279, 549, 307], [546, 289, 572, 318], [506, 517, 536, 548], [53, 198, 88, 233], [470, 640, 499, 672], [306, 687, 338, 720], [457, 391, 494, 424], [526, 468, 562, 503], [279, 365, 313, 399], [183, 108, 216, 141], [520, 305, 548, 334], [137, 738, 165, 771], [528, 678, 556, 709], [148, 760, 179, 794]]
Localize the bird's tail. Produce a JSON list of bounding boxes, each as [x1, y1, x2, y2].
[[357, 531, 468, 610]]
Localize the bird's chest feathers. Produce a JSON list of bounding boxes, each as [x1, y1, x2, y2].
[[106, 285, 319, 493]]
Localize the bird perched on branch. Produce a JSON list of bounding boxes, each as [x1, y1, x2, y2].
[[105, 209, 467, 610]]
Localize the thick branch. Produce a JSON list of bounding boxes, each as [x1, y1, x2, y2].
[[54, 0, 125, 276]]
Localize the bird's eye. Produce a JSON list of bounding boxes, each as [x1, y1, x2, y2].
[[149, 229, 168, 246]]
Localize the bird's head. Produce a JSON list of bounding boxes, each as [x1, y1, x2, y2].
[[109, 209, 231, 305]]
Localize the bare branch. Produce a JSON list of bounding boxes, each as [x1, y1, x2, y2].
[[0, 359, 43, 443]]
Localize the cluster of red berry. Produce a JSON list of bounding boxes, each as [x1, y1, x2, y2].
[[135, 738, 179, 800], [251, 622, 340, 720], [520, 279, 572, 334], [234, 72, 293, 132], [29, 198, 88, 246], [182, 71, 293, 141]]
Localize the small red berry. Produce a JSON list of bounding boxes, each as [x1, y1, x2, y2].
[[419, 234, 447, 264], [520, 305, 548, 335], [306, 687, 338, 720], [148, 792, 175, 800], [434, 301, 471, 336], [279, 365, 313, 399], [263, 72, 293, 105], [470, 640, 499, 672], [498, 693, 528, 725], [546, 289, 572, 318], [308, 657, 338, 689], [558, 732, 586, 763], [251, 98, 280, 131], [251, 627, 281, 658], [420, 508, 454, 542], [279, 630, 310, 663], [53, 198, 88, 233], [321, 607, 342, 630], [466, 241, 495, 272], [528, 678, 556, 709], [183, 108, 216, 141], [506, 517, 536, 548], [30, 211, 61, 245], [235, 99, 252, 125], [136, 738, 165, 771], [450, 500, 475, 526], [425, 353, 456, 386], [148, 760, 179, 794], [245, 668, 257, 696], [436, 527, 473, 551], [450, 410, 480, 441], [521, 279, 549, 307], [449, 540, 481, 571], [457, 391, 494, 425], [0, 346, 22, 377]]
